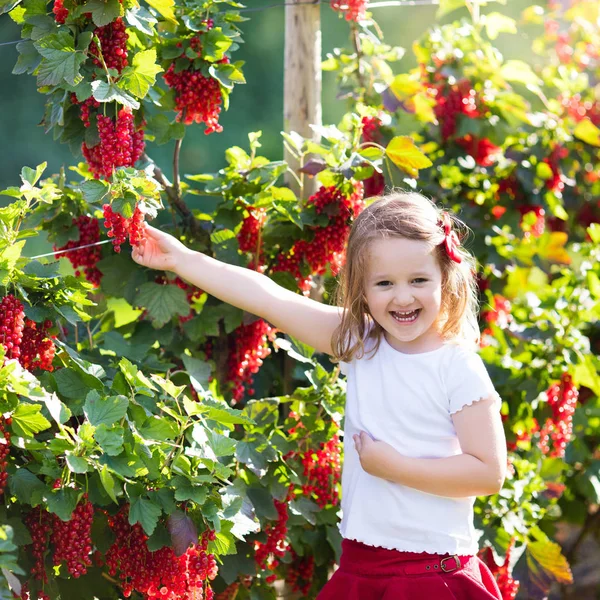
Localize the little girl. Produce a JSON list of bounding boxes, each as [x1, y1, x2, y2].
[[132, 191, 506, 600]]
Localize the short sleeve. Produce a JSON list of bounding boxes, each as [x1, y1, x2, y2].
[[446, 348, 501, 415], [339, 360, 350, 376]]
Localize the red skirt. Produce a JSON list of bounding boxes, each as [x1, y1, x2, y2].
[[317, 539, 503, 600]]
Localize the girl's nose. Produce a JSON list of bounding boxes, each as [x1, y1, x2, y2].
[[394, 287, 415, 306]]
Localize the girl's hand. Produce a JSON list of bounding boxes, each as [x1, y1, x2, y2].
[[131, 224, 190, 273], [353, 431, 399, 480]]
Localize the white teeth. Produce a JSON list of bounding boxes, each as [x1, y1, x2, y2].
[[391, 310, 419, 323]]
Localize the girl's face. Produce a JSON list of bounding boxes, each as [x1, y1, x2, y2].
[[364, 236, 444, 354]]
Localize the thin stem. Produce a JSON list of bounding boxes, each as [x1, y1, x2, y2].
[[92, 36, 113, 84], [351, 23, 367, 98], [173, 137, 183, 202]]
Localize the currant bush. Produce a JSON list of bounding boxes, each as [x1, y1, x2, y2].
[[52, 0, 68, 24], [285, 551, 315, 597], [300, 434, 342, 508], [24, 507, 53, 584], [480, 540, 520, 600], [254, 499, 290, 580]]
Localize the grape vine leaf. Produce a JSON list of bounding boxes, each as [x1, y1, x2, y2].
[[119, 49, 163, 99], [34, 33, 86, 87]]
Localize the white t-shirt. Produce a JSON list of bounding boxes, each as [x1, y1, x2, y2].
[[339, 333, 501, 555]]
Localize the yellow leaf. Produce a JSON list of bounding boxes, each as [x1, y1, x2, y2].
[[413, 93, 437, 124], [527, 540, 573, 586], [538, 232, 571, 265], [386, 136, 432, 177], [503, 266, 548, 301], [390, 74, 422, 101], [573, 118, 600, 147]]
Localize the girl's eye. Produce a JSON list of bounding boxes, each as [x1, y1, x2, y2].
[[376, 280, 392, 287], [412, 278, 428, 284]]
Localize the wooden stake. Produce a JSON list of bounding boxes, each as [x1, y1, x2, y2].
[[284, 0, 322, 200]]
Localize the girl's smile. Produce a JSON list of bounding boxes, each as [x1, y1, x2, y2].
[[364, 237, 444, 354]]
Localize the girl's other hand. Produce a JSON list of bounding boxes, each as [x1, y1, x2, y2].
[[131, 224, 190, 273]]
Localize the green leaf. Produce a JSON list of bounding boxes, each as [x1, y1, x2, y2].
[[144, 0, 177, 24], [91, 80, 140, 110], [8, 469, 46, 505], [573, 118, 600, 147], [44, 487, 79, 522], [34, 32, 86, 87], [136, 282, 191, 327], [181, 355, 211, 391], [205, 429, 237, 457], [202, 28, 233, 62], [85, 0, 121, 27], [247, 486, 277, 520], [65, 454, 89, 474], [129, 496, 162, 535], [208, 63, 245, 90], [500, 60, 541, 86], [20, 162, 46, 187], [11, 403, 51, 437], [95, 424, 125, 456], [119, 48, 163, 99], [436, 0, 465, 18], [80, 179, 109, 204], [99, 464, 119, 503], [483, 12, 516, 39], [290, 497, 319, 525], [83, 391, 129, 427], [172, 475, 208, 505], [139, 416, 178, 441], [147, 114, 185, 145]]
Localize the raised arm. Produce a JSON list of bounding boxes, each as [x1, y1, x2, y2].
[[132, 224, 342, 355]]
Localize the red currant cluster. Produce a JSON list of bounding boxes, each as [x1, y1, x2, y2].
[[0, 294, 25, 361], [89, 17, 129, 73], [70, 94, 101, 128], [330, 0, 368, 22], [538, 373, 579, 458], [0, 416, 11, 496], [272, 184, 365, 294], [254, 499, 290, 583], [300, 434, 341, 508], [285, 551, 315, 597], [433, 80, 482, 141], [506, 418, 539, 452], [542, 147, 567, 193], [19, 319, 56, 372], [53, 0, 68, 23], [482, 295, 512, 329], [24, 507, 53, 584], [237, 207, 267, 265], [163, 29, 225, 134], [50, 495, 94, 577], [54, 215, 103, 286], [102, 203, 146, 253], [226, 319, 274, 403], [106, 506, 218, 599], [456, 135, 501, 167], [82, 108, 145, 179], [480, 539, 520, 600], [560, 93, 600, 126]]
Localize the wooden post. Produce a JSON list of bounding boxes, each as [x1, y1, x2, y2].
[[284, 0, 322, 200]]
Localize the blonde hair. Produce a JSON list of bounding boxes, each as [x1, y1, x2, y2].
[[332, 190, 480, 362]]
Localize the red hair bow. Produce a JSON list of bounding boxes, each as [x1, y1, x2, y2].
[[439, 213, 462, 264]]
